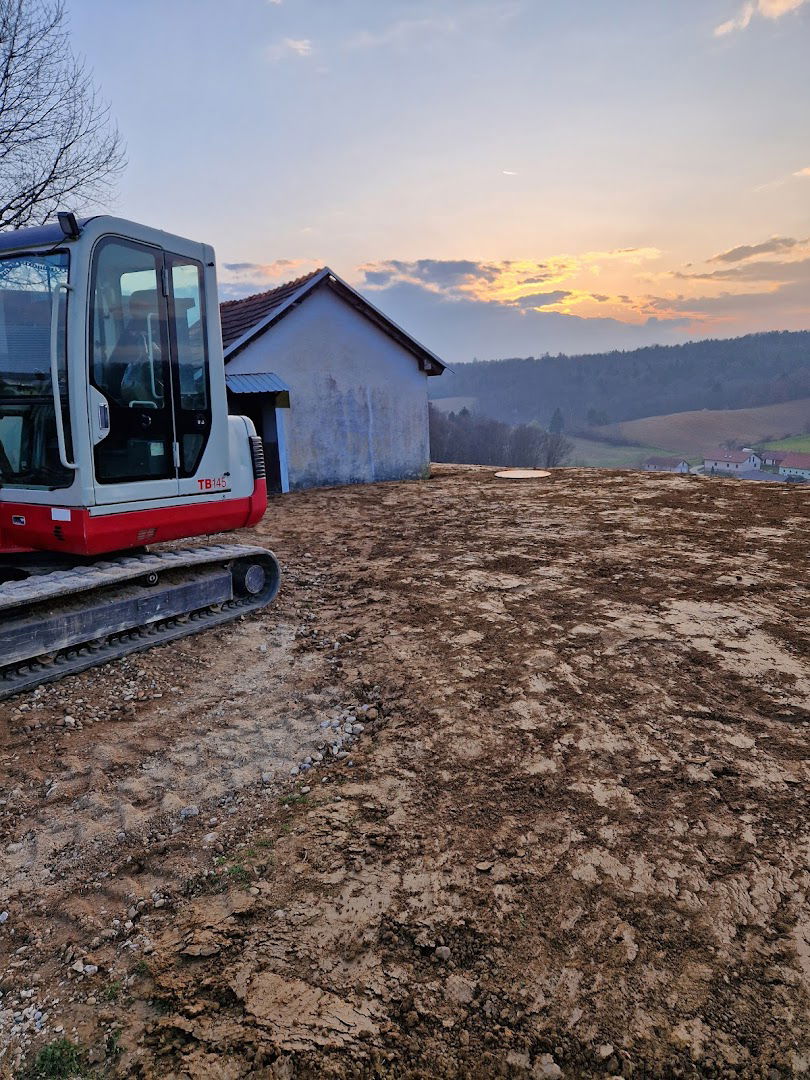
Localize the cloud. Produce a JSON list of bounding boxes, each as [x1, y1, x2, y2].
[[222, 259, 296, 274], [714, 0, 808, 35], [516, 291, 572, 308], [708, 236, 805, 262], [715, 2, 755, 34], [795, 166, 810, 177], [218, 258, 323, 299], [346, 2, 523, 51], [266, 37, 312, 60], [502, 170, 518, 176], [359, 251, 665, 327], [359, 281, 694, 363], [677, 256, 810, 283], [347, 16, 457, 50], [361, 250, 661, 306], [360, 258, 503, 294]]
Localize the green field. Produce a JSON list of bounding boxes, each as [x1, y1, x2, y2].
[[760, 435, 810, 452], [566, 436, 685, 469]]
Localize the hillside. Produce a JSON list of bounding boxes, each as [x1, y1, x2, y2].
[[2, 468, 808, 1078], [429, 330, 810, 428], [594, 397, 810, 457]]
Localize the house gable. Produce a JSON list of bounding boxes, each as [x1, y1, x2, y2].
[[220, 269, 445, 376], [225, 285, 432, 489]]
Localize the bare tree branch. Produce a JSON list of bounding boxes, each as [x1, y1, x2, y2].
[[0, 0, 125, 230]]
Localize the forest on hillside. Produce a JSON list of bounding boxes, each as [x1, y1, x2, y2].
[[429, 330, 810, 428]]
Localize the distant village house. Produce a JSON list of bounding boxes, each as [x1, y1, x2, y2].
[[220, 268, 445, 492], [778, 451, 810, 480], [703, 448, 762, 474], [760, 450, 787, 469], [642, 456, 690, 473]]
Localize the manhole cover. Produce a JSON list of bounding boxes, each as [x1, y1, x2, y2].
[[494, 469, 551, 479]]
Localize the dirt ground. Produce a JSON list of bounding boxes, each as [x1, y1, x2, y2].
[[1, 465, 808, 1079]]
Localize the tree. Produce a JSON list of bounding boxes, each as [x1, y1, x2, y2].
[[508, 423, 546, 467], [0, 0, 125, 230], [549, 407, 564, 433], [539, 431, 573, 468]]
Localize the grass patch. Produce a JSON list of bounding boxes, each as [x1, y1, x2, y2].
[[225, 863, 252, 885], [566, 436, 682, 468], [761, 434, 810, 452], [104, 1031, 122, 1060], [280, 793, 310, 807], [101, 980, 123, 1003], [17, 1038, 88, 1079]]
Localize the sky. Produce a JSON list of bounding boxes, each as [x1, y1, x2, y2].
[[68, 0, 810, 362]]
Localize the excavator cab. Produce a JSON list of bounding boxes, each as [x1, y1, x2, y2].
[[0, 215, 267, 556], [0, 216, 279, 700]]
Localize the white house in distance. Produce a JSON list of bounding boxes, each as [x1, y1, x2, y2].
[[220, 269, 445, 492], [703, 448, 763, 473], [642, 455, 690, 473], [760, 450, 787, 469], [778, 451, 810, 480]]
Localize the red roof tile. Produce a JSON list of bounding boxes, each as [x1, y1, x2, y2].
[[219, 269, 326, 350], [703, 449, 755, 464], [644, 456, 686, 467], [779, 451, 810, 469]]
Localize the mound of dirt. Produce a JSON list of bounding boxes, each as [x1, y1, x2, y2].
[[1, 466, 808, 1078]]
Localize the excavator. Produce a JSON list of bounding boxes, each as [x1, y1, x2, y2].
[[0, 214, 280, 701]]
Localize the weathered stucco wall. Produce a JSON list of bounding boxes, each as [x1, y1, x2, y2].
[[225, 285, 431, 489]]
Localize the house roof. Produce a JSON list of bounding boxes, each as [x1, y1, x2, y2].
[[219, 267, 446, 375], [220, 269, 325, 350], [225, 372, 290, 395], [644, 456, 686, 467], [779, 451, 810, 469], [761, 450, 787, 462], [703, 449, 757, 464]]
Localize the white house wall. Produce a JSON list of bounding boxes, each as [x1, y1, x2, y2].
[[226, 286, 431, 490]]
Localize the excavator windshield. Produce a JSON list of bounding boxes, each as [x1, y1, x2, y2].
[[0, 251, 72, 490]]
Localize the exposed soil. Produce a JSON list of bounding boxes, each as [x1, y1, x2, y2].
[[1, 465, 808, 1079]]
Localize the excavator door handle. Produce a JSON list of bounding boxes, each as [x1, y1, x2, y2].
[[88, 385, 111, 445]]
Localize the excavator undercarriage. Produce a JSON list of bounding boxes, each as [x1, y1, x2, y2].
[[0, 544, 280, 701]]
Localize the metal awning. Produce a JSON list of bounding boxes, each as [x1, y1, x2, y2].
[[225, 372, 290, 394]]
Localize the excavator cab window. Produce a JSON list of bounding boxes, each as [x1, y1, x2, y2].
[[90, 238, 174, 483], [0, 251, 72, 490], [90, 239, 212, 485], [167, 257, 211, 476]]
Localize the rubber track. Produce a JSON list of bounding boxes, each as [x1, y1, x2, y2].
[[0, 544, 270, 613], [0, 545, 279, 701]]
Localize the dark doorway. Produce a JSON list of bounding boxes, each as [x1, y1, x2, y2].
[[227, 392, 286, 493]]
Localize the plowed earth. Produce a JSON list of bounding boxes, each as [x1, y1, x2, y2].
[[1, 466, 808, 1079]]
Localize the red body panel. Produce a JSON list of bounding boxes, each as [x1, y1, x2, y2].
[[0, 479, 267, 557]]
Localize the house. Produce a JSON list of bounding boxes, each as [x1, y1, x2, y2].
[[759, 450, 787, 469], [220, 268, 445, 492], [642, 456, 690, 473], [703, 449, 762, 474], [778, 451, 810, 480]]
